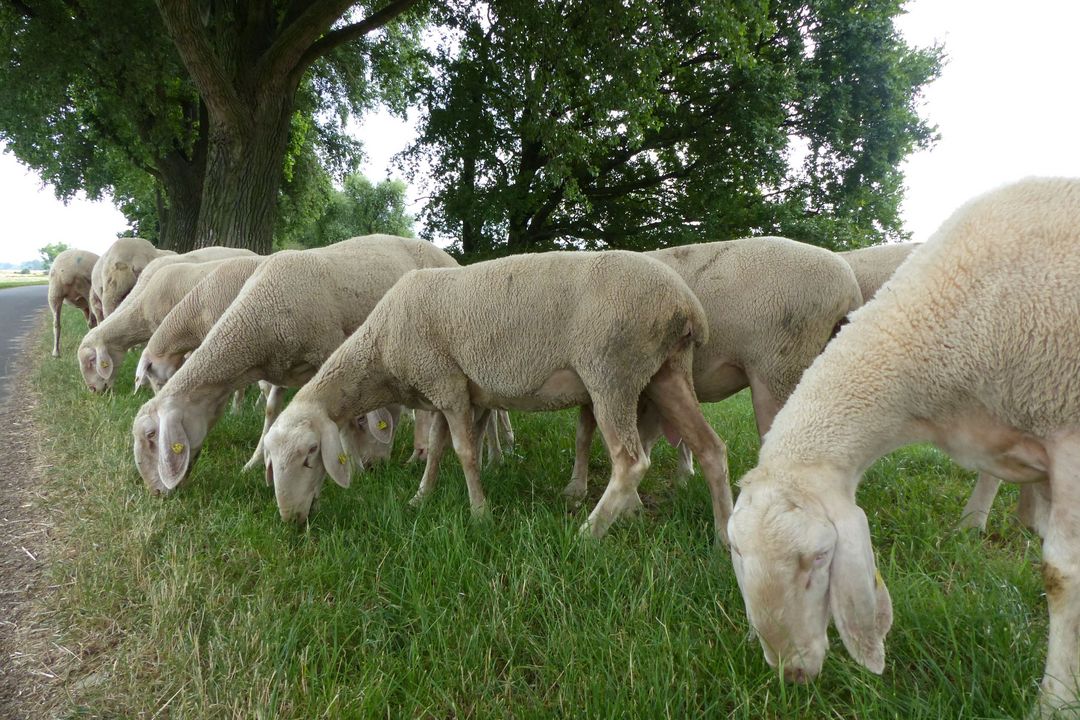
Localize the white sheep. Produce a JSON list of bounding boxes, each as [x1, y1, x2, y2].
[[841, 241, 1049, 535], [726, 177, 1080, 717], [263, 250, 732, 544], [96, 237, 175, 318], [131, 235, 459, 494], [47, 248, 100, 357], [77, 258, 237, 392], [135, 256, 266, 393], [567, 237, 862, 497]]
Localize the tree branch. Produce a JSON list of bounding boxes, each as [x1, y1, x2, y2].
[[290, 0, 422, 80], [155, 0, 246, 126]]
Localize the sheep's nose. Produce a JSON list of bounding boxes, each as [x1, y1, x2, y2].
[[784, 667, 809, 684]]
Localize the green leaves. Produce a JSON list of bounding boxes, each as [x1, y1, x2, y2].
[[405, 0, 942, 256]]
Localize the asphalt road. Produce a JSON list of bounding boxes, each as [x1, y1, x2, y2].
[[0, 284, 48, 404]]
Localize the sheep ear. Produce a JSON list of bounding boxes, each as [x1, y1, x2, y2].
[[320, 419, 351, 488], [366, 408, 395, 445], [134, 353, 150, 393], [827, 502, 892, 674], [264, 456, 275, 488], [95, 346, 114, 380], [157, 409, 190, 490]]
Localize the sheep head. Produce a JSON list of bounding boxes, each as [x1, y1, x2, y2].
[[264, 401, 356, 526], [727, 465, 892, 683], [132, 394, 218, 493], [77, 339, 124, 393]]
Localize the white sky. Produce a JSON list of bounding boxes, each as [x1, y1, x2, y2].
[[1, 0, 1078, 263]]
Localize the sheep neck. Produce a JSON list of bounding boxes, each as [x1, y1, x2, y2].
[[759, 317, 932, 492]]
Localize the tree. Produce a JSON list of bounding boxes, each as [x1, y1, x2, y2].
[[404, 0, 941, 257], [277, 171, 414, 248], [38, 242, 70, 271], [0, 0, 206, 250], [154, 0, 426, 255]]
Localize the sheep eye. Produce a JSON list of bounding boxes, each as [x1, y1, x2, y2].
[[308, 444, 319, 455], [146, 429, 157, 441]]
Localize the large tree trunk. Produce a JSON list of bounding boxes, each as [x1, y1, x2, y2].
[[195, 94, 293, 255], [159, 172, 202, 252]]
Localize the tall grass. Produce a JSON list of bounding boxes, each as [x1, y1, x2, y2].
[[33, 306, 1046, 718]]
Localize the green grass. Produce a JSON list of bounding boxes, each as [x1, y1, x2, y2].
[[0, 277, 49, 289], [34, 306, 1047, 718]]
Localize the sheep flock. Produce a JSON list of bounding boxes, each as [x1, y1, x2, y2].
[[43, 177, 1080, 717]]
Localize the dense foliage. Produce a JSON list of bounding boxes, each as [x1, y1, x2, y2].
[[404, 0, 941, 256]]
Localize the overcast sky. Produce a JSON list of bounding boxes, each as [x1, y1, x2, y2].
[[1, 0, 1078, 263]]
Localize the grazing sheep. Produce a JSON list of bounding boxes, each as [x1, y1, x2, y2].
[[77, 258, 237, 392], [838, 242, 920, 302], [131, 235, 459, 494], [135, 256, 266, 393], [47, 248, 99, 357], [841, 241, 1048, 535], [567, 237, 862, 497], [726, 178, 1080, 717], [263, 250, 732, 544], [96, 237, 175, 318]]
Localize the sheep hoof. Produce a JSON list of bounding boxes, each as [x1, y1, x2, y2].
[[470, 502, 490, 521], [562, 480, 587, 501], [242, 454, 262, 474], [956, 513, 989, 532], [408, 492, 427, 508]]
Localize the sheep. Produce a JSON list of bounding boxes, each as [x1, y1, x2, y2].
[[135, 256, 266, 393], [89, 257, 105, 325], [409, 409, 515, 466], [47, 248, 100, 357], [96, 237, 175, 318], [262, 249, 732, 544], [77, 258, 238, 393], [131, 235, 459, 494], [838, 242, 920, 302], [841, 241, 1049, 535], [725, 177, 1080, 717], [567, 237, 862, 498]]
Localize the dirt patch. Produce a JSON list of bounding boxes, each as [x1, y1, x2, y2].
[[0, 321, 70, 719]]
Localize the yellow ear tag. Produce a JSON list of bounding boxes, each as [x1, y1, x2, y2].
[[100, 359, 110, 368], [171, 442, 185, 455], [377, 421, 388, 430], [874, 569, 884, 589], [338, 453, 348, 465]]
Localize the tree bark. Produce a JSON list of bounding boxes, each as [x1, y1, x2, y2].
[[194, 92, 294, 255], [155, 0, 422, 255]]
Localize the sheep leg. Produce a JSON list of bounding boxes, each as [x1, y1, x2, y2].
[[580, 399, 649, 539], [1018, 480, 1051, 538], [634, 400, 690, 485], [498, 410, 515, 450], [482, 409, 502, 467], [958, 473, 1002, 531], [230, 385, 247, 414], [1037, 437, 1080, 716], [564, 405, 597, 500], [49, 291, 63, 357], [245, 385, 286, 475], [442, 407, 488, 517], [410, 411, 450, 506], [645, 356, 732, 546]]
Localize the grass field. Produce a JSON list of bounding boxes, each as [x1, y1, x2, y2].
[[32, 306, 1048, 718], [0, 273, 48, 290]]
